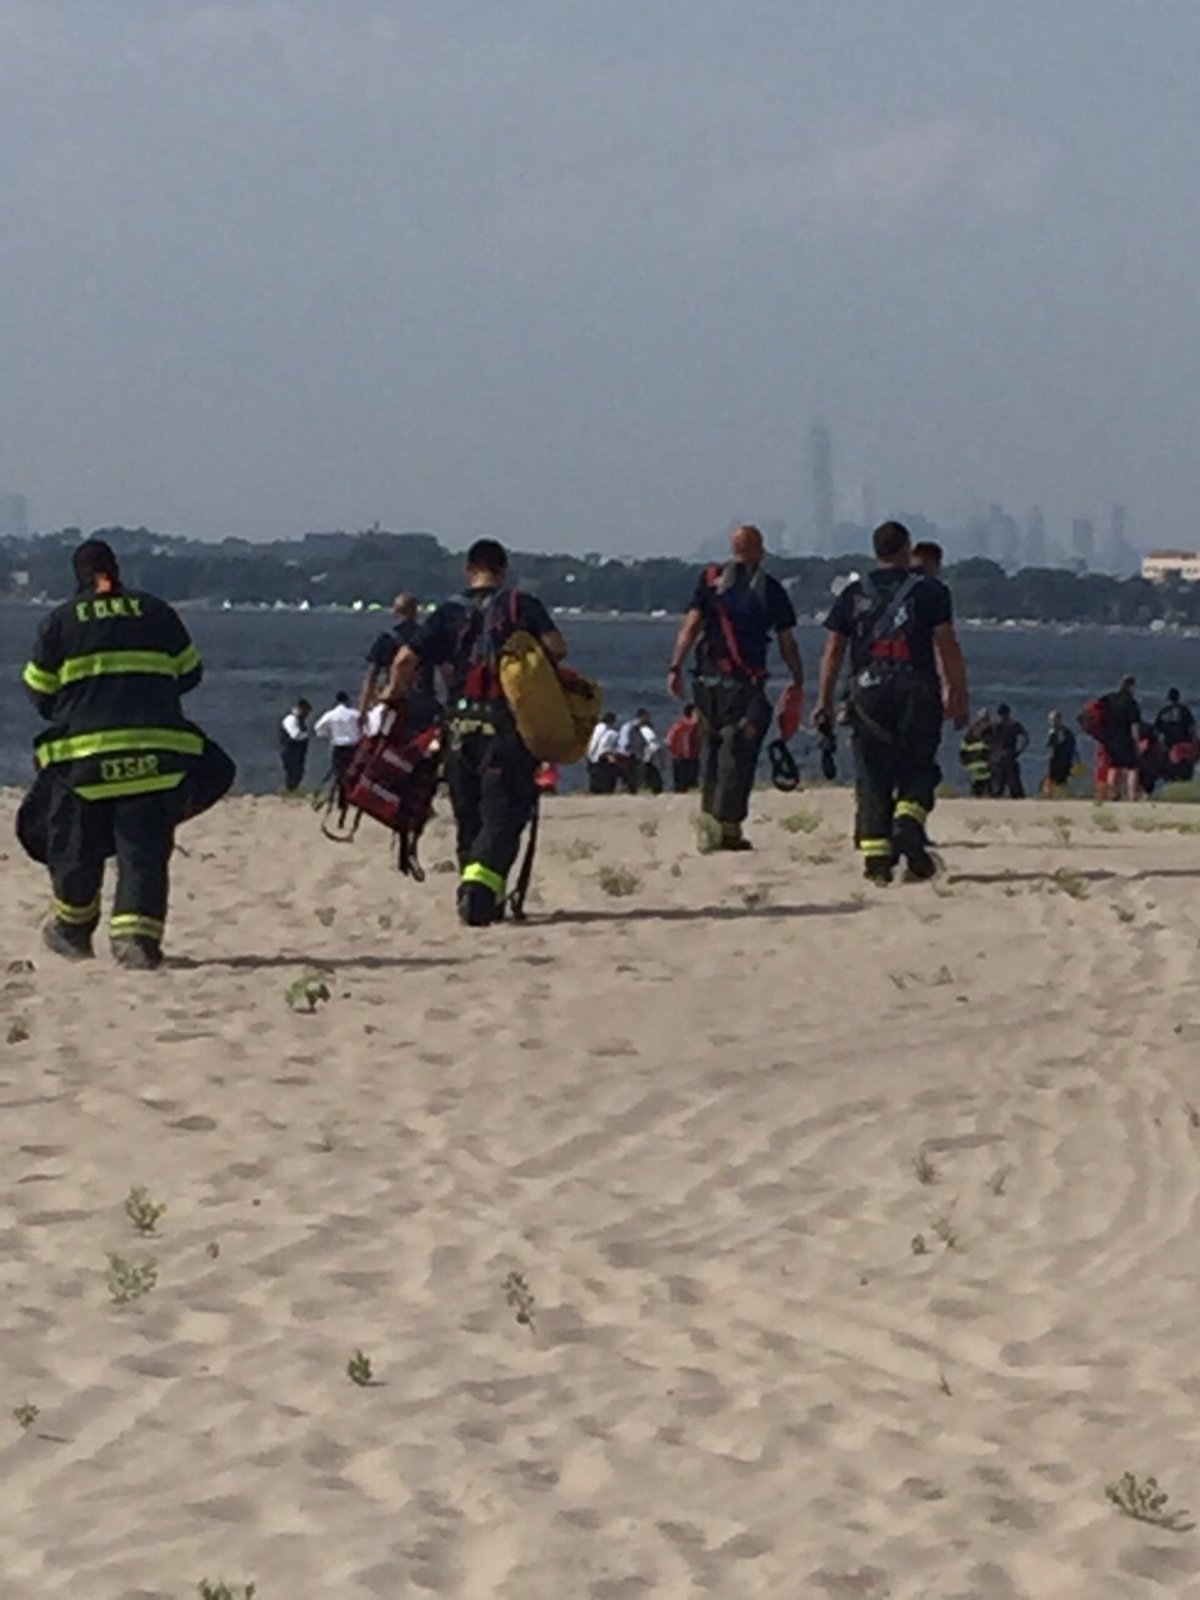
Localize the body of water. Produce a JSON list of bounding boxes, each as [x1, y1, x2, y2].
[[1, 603, 1193, 795]]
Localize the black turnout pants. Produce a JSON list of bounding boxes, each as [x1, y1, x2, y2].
[[446, 725, 538, 896], [47, 782, 176, 946], [851, 677, 944, 861], [694, 675, 771, 825]]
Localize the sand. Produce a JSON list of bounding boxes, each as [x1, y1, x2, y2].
[[2, 784, 1200, 1598]]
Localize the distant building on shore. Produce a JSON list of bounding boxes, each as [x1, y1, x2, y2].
[[1142, 550, 1200, 583]]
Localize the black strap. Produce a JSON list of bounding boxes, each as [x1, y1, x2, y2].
[[860, 572, 921, 646], [767, 739, 800, 792], [508, 799, 540, 921]]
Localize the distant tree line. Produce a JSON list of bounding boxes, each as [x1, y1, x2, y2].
[[0, 525, 1191, 627]]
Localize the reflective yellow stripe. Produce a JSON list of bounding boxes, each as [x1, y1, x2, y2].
[[895, 800, 928, 824], [76, 772, 185, 801], [174, 642, 201, 676], [37, 727, 204, 768], [59, 650, 180, 685], [53, 896, 101, 926], [859, 837, 894, 858], [23, 660, 60, 695], [110, 913, 165, 941], [461, 862, 506, 897]]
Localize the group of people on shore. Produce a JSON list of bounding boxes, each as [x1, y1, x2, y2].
[[959, 683, 1197, 803]]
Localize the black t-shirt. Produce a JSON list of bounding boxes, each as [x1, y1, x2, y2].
[[1155, 702, 1195, 744], [824, 568, 952, 678], [411, 586, 556, 702], [689, 564, 797, 677], [993, 717, 1028, 756], [1103, 689, 1141, 739], [367, 617, 434, 697]]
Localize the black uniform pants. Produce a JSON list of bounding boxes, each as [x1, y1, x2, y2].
[[47, 782, 176, 945], [851, 677, 943, 861], [446, 724, 537, 900], [672, 758, 700, 793], [281, 742, 307, 791], [990, 755, 1025, 798], [694, 675, 771, 825]]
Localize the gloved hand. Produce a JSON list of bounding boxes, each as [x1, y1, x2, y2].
[[777, 683, 806, 743]]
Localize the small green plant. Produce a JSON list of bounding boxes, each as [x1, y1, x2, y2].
[[198, 1582, 257, 1600], [913, 1150, 939, 1185], [739, 886, 770, 910], [931, 1212, 959, 1250], [12, 1402, 38, 1431], [106, 1252, 157, 1305], [597, 864, 641, 898], [563, 837, 598, 863], [1051, 868, 1089, 900], [6, 1019, 30, 1045], [1091, 806, 1119, 834], [285, 972, 331, 1013], [1046, 814, 1073, 845], [911, 1234, 928, 1256], [780, 808, 821, 835], [124, 1184, 166, 1235], [1105, 1471, 1192, 1531], [502, 1270, 537, 1332], [1159, 780, 1200, 805], [638, 818, 659, 839], [347, 1350, 374, 1387]]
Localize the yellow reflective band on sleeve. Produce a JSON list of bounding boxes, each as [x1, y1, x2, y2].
[[859, 837, 894, 858], [461, 862, 506, 898], [53, 896, 101, 926], [110, 913, 165, 941], [36, 726, 204, 768], [174, 642, 201, 676], [58, 650, 180, 686], [895, 800, 928, 825], [23, 660, 60, 695], [75, 772, 185, 801]]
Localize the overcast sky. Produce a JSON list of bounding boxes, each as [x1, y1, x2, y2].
[[2, 1, 1196, 554]]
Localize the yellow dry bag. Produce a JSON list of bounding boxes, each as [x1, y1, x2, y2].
[[499, 630, 603, 764]]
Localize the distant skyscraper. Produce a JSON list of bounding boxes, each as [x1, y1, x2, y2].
[[808, 419, 834, 553], [0, 492, 29, 539], [1071, 517, 1095, 571], [1107, 504, 1133, 574], [1024, 506, 1047, 568], [860, 479, 877, 532]]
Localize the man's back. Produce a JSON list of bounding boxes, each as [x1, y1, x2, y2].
[[826, 568, 950, 681], [413, 586, 556, 703], [692, 563, 796, 678], [24, 587, 203, 799]]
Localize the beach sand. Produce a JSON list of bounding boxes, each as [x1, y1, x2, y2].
[[2, 786, 1200, 1598]]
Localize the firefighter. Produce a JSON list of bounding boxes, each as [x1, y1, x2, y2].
[[667, 524, 805, 851], [816, 521, 970, 884], [385, 538, 566, 927], [21, 539, 206, 968]]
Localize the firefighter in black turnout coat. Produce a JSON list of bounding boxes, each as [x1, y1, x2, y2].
[[387, 539, 566, 927], [21, 540, 207, 968], [816, 521, 970, 885]]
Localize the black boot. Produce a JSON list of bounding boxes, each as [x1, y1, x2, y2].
[[893, 815, 938, 882], [42, 921, 95, 961], [457, 881, 500, 927], [112, 935, 164, 971]]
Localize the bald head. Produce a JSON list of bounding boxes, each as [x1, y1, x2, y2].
[[393, 593, 418, 622], [731, 524, 765, 565]]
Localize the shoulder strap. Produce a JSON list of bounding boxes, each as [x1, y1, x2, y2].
[[863, 572, 921, 640]]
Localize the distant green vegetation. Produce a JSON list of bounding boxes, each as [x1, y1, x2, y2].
[[0, 526, 1180, 625]]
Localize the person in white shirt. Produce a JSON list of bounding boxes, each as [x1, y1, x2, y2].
[[617, 709, 658, 793], [587, 712, 620, 794], [279, 698, 312, 792], [315, 689, 362, 780]]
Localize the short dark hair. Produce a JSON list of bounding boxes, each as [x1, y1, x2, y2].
[[683, 702, 695, 716], [1168, 687, 1180, 702], [335, 691, 350, 705], [913, 540, 943, 566], [73, 538, 119, 589], [297, 698, 312, 713], [1121, 675, 1136, 692], [466, 538, 508, 576], [636, 707, 649, 718], [997, 703, 1011, 717], [873, 520, 912, 561]]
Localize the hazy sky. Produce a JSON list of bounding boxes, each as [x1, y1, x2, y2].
[[2, 1, 1197, 554]]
